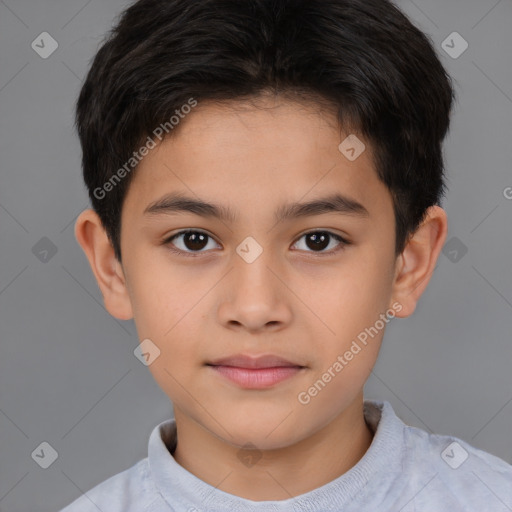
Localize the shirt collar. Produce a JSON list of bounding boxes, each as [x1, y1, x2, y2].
[[148, 400, 404, 511]]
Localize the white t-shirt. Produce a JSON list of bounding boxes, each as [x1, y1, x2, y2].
[[60, 400, 512, 511]]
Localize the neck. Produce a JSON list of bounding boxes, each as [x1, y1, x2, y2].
[[172, 393, 374, 501]]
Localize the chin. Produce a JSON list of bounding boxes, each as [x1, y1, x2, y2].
[[214, 411, 305, 450]]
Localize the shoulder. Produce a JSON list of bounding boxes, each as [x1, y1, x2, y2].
[[364, 401, 512, 510], [400, 422, 512, 510], [59, 458, 162, 512]]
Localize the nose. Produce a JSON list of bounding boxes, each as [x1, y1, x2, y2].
[[216, 249, 293, 333]]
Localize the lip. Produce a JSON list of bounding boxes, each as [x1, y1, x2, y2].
[[208, 354, 302, 369], [207, 354, 305, 389]]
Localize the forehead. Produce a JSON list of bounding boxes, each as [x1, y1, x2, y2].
[[122, 96, 391, 223]]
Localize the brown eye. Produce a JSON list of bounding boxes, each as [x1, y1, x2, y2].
[[305, 232, 330, 251], [292, 231, 349, 255], [164, 230, 220, 255], [180, 232, 208, 251]]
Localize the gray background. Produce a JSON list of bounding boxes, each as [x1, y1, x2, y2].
[[0, 0, 511, 510]]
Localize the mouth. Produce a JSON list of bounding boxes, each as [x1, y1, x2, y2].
[[206, 354, 306, 389]]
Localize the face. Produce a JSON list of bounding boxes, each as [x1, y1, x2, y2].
[[118, 96, 400, 449]]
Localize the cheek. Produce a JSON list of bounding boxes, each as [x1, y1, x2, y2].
[[129, 266, 207, 351], [128, 257, 198, 335], [302, 255, 393, 395], [320, 254, 392, 336], [138, 308, 201, 401]]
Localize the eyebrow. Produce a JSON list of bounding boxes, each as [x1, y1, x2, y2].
[[143, 191, 369, 224]]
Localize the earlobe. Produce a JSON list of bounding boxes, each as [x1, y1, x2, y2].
[[74, 209, 134, 320], [390, 205, 448, 318]]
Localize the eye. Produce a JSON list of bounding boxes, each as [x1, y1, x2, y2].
[[163, 229, 350, 257], [291, 230, 349, 255], [164, 230, 220, 256]]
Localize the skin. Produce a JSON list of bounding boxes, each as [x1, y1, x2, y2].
[[75, 94, 447, 501]]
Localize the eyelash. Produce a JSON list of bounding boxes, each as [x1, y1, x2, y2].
[[162, 229, 350, 258]]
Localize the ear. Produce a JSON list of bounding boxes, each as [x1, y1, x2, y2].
[[74, 209, 134, 320], [390, 205, 448, 317]]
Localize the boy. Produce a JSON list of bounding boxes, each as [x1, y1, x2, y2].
[[62, 0, 512, 510]]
